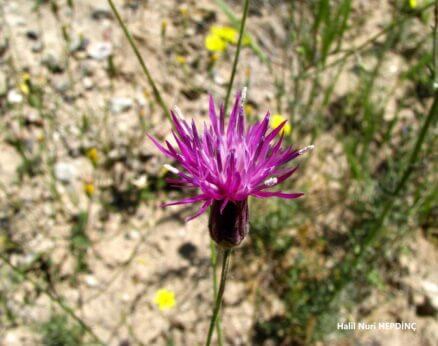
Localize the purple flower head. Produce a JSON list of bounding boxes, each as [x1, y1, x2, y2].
[[148, 91, 313, 247]]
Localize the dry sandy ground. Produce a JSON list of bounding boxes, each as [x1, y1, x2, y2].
[[0, 0, 437, 345]]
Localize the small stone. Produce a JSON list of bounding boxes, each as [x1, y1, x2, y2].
[[69, 34, 88, 53], [31, 41, 44, 53], [7, 89, 23, 104], [132, 175, 147, 188], [26, 30, 39, 40], [87, 41, 112, 60], [126, 230, 141, 240], [83, 77, 94, 90], [54, 162, 77, 183], [91, 8, 113, 20], [110, 97, 132, 113], [52, 76, 70, 94], [421, 280, 438, 312], [42, 53, 65, 73], [85, 275, 99, 288]]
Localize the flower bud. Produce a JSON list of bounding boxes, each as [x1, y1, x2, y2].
[[208, 199, 249, 248]]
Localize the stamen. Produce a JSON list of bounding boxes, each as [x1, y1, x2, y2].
[[173, 106, 185, 119], [241, 87, 247, 105], [164, 164, 180, 174], [298, 145, 315, 155], [264, 177, 278, 187]]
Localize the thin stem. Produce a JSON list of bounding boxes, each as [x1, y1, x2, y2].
[[0, 254, 104, 345], [205, 249, 232, 346], [107, 0, 170, 120], [433, 0, 438, 88], [224, 0, 250, 113], [209, 241, 223, 346]]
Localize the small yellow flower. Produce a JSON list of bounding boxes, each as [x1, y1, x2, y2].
[[211, 26, 252, 46], [19, 82, 30, 96], [245, 67, 251, 79], [153, 288, 176, 311], [19, 73, 31, 96], [83, 182, 95, 197], [205, 33, 227, 52], [244, 104, 254, 116], [176, 55, 187, 65], [161, 19, 168, 31], [86, 148, 99, 165], [212, 26, 238, 44], [409, 0, 417, 8], [270, 114, 292, 135], [136, 257, 148, 266], [179, 5, 188, 16], [209, 52, 219, 63]]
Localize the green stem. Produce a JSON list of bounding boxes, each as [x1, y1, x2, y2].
[[205, 249, 232, 346], [0, 254, 104, 345], [209, 241, 223, 346], [434, 1, 438, 88], [224, 0, 250, 113], [107, 0, 170, 120]]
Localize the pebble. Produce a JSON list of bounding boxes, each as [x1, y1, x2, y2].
[[87, 41, 112, 60], [54, 161, 77, 183], [42, 53, 65, 73], [83, 77, 94, 90], [110, 97, 133, 113], [7, 89, 23, 104], [421, 280, 438, 312], [91, 8, 113, 20], [85, 275, 99, 288], [26, 30, 39, 41], [69, 34, 88, 53], [31, 41, 44, 53]]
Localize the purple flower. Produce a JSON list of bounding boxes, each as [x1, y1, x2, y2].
[[148, 91, 313, 247]]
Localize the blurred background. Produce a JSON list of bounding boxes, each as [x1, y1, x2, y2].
[[0, 0, 437, 345]]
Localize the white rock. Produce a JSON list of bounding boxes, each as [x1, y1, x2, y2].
[[110, 97, 133, 113], [85, 275, 99, 288], [83, 77, 94, 90], [421, 280, 438, 311], [54, 162, 77, 183], [7, 89, 23, 104], [87, 41, 112, 60]]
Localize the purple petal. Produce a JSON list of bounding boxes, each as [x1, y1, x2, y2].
[[252, 191, 304, 199]]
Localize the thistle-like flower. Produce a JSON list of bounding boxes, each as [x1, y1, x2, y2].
[[148, 91, 313, 248]]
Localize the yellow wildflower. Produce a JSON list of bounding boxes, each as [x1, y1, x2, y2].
[[176, 55, 187, 65], [270, 114, 292, 135], [209, 52, 219, 64], [212, 26, 238, 44], [161, 19, 168, 32], [179, 5, 188, 16], [153, 288, 176, 311], [244, 104, 254, 116], [409, 0, 417, 8], [86, 148, 99, 165], [212, 26, 252, 46], [205, 33, 227, 52], [83, 182, 95, 197], [205, 25, 252, 53], [19, 73, 31, 95]]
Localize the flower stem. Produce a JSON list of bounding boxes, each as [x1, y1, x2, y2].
[[224, 0, 250, 113], [206, 249, 232, 346], [209, 241, 224, 346], [107, 0, 170, 120]]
